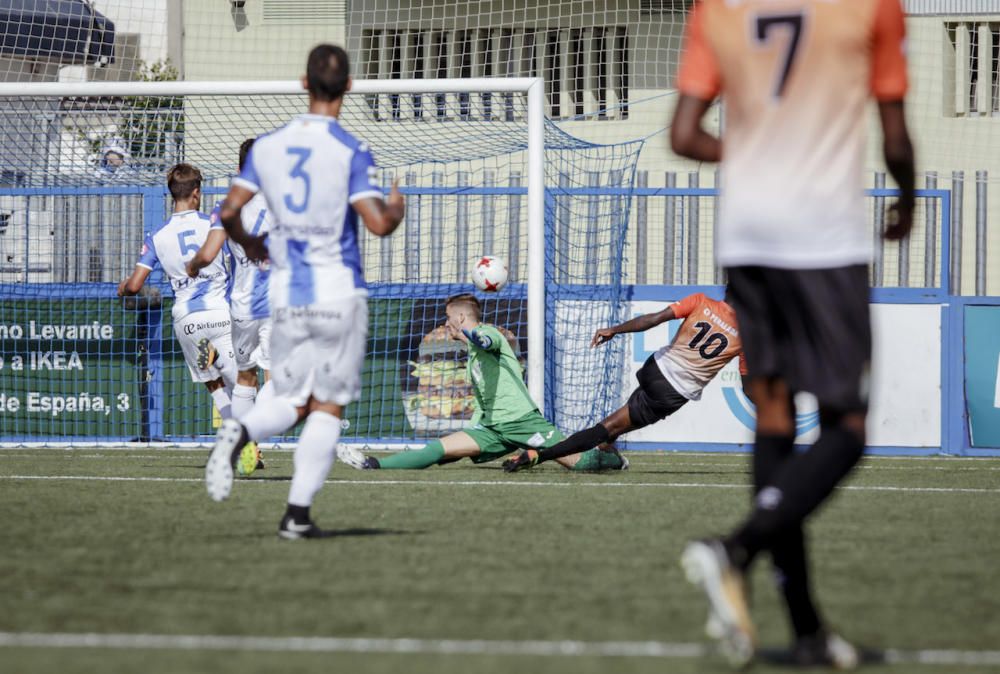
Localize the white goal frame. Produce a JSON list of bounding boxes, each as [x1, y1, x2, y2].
[[0, 78, 547, 447]]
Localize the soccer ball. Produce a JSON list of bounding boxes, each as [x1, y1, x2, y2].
[[471, 256, 509, 292]]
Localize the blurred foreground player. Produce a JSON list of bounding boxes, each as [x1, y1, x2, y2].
[[503, 292, 745, 472], [670, 0, 914, 667], [203, 44, 405, 539]]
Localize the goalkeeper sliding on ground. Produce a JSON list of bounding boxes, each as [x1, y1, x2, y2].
[[504, 292, 747, 472], [352, 293, 625, 471]]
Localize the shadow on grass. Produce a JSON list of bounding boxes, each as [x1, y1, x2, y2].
[[312, 527, 415, 539], [755, 646, 886, 667]]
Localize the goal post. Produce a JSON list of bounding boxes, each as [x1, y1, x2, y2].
[[0, 77, 638, 448]]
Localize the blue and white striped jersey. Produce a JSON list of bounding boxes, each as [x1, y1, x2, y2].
[[232, 113, 381, 309], [211, 194, 272, 321], [136, 210, 229, 320]]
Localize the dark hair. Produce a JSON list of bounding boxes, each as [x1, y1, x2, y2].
[[445, 293, 482, 321], [306, 44, 350, 102], [238, 138, 256, 171], [167, 163, 202, 201]]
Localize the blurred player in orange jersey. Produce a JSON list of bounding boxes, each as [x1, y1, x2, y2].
[[503, 291, 747, 472], [670, 0, 915, 668]]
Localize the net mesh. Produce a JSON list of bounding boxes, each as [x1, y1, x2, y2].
[[2, 1, 998, 294], [0, 89, 641, 444], [1, 0, 999, 444]]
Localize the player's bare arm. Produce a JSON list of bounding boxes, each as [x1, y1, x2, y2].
[[117, 265, 151, 297], [592, 307, 677, 347], [186, 229, 227, 278], [353, 179, 405, 237], [669, 95, 721, 163], [878, 100, 916, 241], [218, 184, 267, 262]]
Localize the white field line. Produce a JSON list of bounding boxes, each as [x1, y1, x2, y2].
[[3, 453, 1000, 473], [3, 446, 1000, 463], [1, 474, 999, 494], [0, 632, 998, 667]]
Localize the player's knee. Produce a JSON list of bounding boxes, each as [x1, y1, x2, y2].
[[756, 403, 794, 436], [601, 407, 632, 440], [205, 377, 225, 393], [750, 378, 795, 435], [307, 398, 343, 418], [237, 369, 259, 388], [820, 408, 866, 446]]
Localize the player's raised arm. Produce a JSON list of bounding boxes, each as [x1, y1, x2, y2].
[[879, 101, 914, 241], [872, 0, 914, 241], [669, 1, 722, 162], [670, 96, 720, 163], [118, 266, 151, 297], [118, 230, 158, 296], [462, 326, 500, 352], [592, 307, 677, 347], [218, 185, 264, 259], [220, 141, 268, 261], [352, 180, 404, 237], [186, 204, 228, 278]]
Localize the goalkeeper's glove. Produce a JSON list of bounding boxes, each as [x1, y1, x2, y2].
[[462, 328, 494, 351]]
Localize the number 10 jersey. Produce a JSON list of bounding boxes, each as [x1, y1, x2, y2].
[[653, 293, 744, 401]]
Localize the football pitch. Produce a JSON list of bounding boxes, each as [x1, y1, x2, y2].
[[1, 449, 998, 674]]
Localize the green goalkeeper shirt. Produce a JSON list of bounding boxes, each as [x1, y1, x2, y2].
[[464, 324, 537, 426]]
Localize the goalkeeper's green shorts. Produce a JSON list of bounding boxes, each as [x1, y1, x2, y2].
[[465, 411, 565, 464]]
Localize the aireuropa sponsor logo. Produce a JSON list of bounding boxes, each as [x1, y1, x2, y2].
[[182, 320, 230, 335]]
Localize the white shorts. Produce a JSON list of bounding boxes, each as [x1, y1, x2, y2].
[[174, 309, 236, 385], [270, 296, 368, 407], [232, 316, 272, 371]]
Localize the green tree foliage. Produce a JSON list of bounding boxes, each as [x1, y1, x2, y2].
[[120, 59, 184, 171]]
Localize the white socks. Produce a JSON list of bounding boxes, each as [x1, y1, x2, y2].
[[210, 387, 232, 420], [287, 410, 342, 508], [231, 383, 257, 420], [256, 379, 275, 405], [242, 394, 299, 443]]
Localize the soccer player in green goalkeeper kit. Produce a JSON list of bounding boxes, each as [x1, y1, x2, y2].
[[351, 293, 626, 471]]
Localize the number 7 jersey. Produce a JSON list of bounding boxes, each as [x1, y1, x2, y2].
[[677, 0, 908, 269], [653, 293, 745, 400], [232, 113, 382, 308]]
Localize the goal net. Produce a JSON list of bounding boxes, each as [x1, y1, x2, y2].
[[0, 80, 641, 446], [2, 0, 999, 451]]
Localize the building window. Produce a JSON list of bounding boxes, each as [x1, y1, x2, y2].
[[360, 27, 630, 121], [947, 22, 1000, 117]]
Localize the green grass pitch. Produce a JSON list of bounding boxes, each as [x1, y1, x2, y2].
[[0, 449, 998, 673]]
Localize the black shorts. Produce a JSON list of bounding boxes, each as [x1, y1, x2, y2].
[[626, 356, 690, 428], [726, 265, 871, 412]]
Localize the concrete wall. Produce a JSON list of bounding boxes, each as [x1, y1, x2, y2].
[[182, 1, 346, 81]]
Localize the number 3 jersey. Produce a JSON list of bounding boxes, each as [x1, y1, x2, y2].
[[653, 293, 744, 401], [136, 210, 229, 321], [232, 113, 382, 309], [677, 0, 908, 269]]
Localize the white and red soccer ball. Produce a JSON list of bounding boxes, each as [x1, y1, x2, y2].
[[471, 256, 509, 292]]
